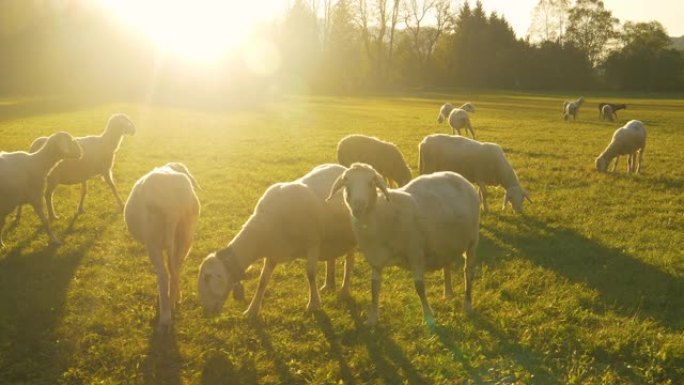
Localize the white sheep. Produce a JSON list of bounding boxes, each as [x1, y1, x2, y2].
[[600, 105, 615, 122], [29, 114, 135, 221], [0, 132, 82, 247], [595, 120, 647, 174], [419, 134, 531, 213], [326, 163, 480, 326], [562, 96, 585, 121], [446, 107, 476, 139], [337, 134, 412, 187], [124, 162, 200, 331], [197, 164, 356, 318], [437, 102, 475, 124]]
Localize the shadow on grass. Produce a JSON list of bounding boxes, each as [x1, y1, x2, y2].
[[487, 216, 684, 331], [141, 330, 182, 385], [0, 214, 118, 384], [314, 310, 356, 385], [342, 297, 429, 385], [250, 318, 305, 385], [201, 350, 258, 385]]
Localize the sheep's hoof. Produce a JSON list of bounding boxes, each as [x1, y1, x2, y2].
[[49, 215, 59, 221], [423, 315, 437, 328], [49, 238, 63, 246], [77, 207, 86, 215], [157, 319, 172, 334], [305, 302, 321, 313], [365, 315, 378, 327], [339, 288, 352, 299], [319, 284, 335, 294], [243, 309, 259, 321], [463, 302, 473, 314]]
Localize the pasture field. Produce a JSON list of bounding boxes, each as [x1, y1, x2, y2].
[[0, 91, 683, 384]]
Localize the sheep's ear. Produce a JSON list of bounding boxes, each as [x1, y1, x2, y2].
[[373, 173, 391, 202], [326, 175, 346, 201]]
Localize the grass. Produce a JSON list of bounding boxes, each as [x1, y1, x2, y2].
[[0, 91, 682, 384]]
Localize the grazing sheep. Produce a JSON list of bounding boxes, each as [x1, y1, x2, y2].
[[419, 134, 531, 213], [337, 134, 412, 187], [562, 97, 585, 121], [598, 103, 626, 120], [437, 102, 475, 123], [326, 163, 480, 326], [595, 120, 647, 174], [35, 113, 135, 221], [0, 132, 82, 247], [197, 164, 356, 318], [446, 108, 476, 139], [601, 105, 615, 122], [124, 162, 200, 331]]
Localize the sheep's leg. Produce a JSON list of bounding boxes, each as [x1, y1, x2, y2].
[[320, 259, 336, 293], [478, 183, 489, 213], [466, 121, 476, 140], [171, 231, 192, 307], [103, 171, 124, 210], [413, 270, 435, 326], [366, 267, 382, 326], [244, 258, 277, 319], [77, 182, 87, 214], [463, 243, 478, 313], [636, 148, 644, 174], [612, 156, 619, 172], [443, 266, 454, 299], [149, 245, 171, 331], [340, 251, 355, 298], [628, 153, 634, 174], [305, 247, 321, 313], [30, 199, 61, 245], [45, 180, 59, 220]]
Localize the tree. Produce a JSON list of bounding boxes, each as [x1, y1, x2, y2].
[[565, 0, 619, 66], [528, 0, 570, 44]]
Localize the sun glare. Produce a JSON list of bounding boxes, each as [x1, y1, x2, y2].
[[99, 0, 282, 63]]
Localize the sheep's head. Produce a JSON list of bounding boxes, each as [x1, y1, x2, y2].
[[49, 131, 82, 160], [595, 155, 609, 173], [395, 164, 412, 187], [327, 163, 390, 220], [108, 113, 136, 136], [437, 103, 454, 123], [577, 97, 585, 105], [198, 250, 245, 315], [460, 103, 476, 113], [165, 162, 202, 191], [503, 185, 531, 213]]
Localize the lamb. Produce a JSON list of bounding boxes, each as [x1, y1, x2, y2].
[[124, 162, 201, 331], [337, 134, 412, 187], [437, 102, 475, 124], [600, 105, 615, 122], [197, 164, 356, 318], [326, 163, 480, 326], [598, 103, 626, 120], [595, 120, 647, 174], [0, 132, 82, 247], [32, 113, 135, 221], [562, 96, 585, 121], [445, 107, 476, 139], [418, 134, 531, 213]]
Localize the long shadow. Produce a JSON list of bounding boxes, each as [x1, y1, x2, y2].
[[201, 350, 258, 385], [342, 297, 429, 385], [0, 214, 118, 384], [250, 319, 304, 385], [486, 216, 684, 331], [314, 310, 356, 385], [140, 330, 182, 385]]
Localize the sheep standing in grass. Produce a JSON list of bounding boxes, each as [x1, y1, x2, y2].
[[601, 105, 615, 122], [337, 134, 412, 187], [124, 162, 200, 331], [445, 107, 476, 139], [327, 163, 480, 326], [437, 102, 475, 124], [598, 103, 626, 120], [197, 164, 356, 318], [0, 132, 82, 247], [419, 134, 531, 213], [562, 97, 585, 121], [32, 114, 135, 221], [595, 120, 647, 174]]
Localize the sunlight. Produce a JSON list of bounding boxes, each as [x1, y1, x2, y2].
[[99, 0, 282, 63]]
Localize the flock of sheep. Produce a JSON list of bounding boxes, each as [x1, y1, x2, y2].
[[0, 98, 648, 331]]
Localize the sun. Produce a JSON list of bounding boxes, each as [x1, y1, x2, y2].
[[98, 0, 281, 63]]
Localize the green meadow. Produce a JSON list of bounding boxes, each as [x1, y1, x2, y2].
[[0, 92, 682, 384]]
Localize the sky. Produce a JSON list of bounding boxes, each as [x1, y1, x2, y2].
[[479, 0, 684, 38]]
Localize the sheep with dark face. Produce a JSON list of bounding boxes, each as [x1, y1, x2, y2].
[[197, 164, 356, 319], [30, 114, 135, 221], [337, 134, 412, 187], [595, 120, 647, 174], [0, 132, 82, 247], [601, 105, 615, 122], [598, 103, 626, 120], [327, 163, 480, 326]]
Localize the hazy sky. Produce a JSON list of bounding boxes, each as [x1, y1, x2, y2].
[[479, 0, 684, 38]]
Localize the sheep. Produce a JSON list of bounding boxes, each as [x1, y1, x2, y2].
[[123, 162, 200, 331], [595, 120, 647, 174], [445, 107, 476, 139], [418, 134, 531, 213], [197, 164, 356, 319], [326, 163, 480, 326], [0, 132, 82, 247], [437, 102, 475, 124], [337, 134, 412, 187], [601, 104, 615, 122], [562, 96, 585, 121], [598, 103, 626, 120], [32, 113, 135, 221]]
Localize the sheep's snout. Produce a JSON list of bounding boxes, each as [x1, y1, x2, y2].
[[350, 199, 368, 218]]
